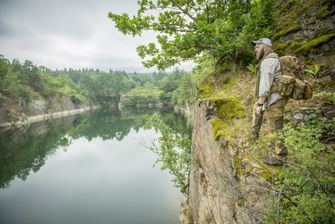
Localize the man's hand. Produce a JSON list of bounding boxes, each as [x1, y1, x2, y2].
[[256, 106, 262, 115]]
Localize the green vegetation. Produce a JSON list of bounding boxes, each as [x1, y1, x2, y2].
[[109, 0, 274, 69], [0, 56, 89, 104], [0, 55, 201, 109], [126, 83, 162, 97], [145, 113, 191, 195], [262, 114, 335, 223], [273, 23, 301, 40], [106, 0, 335, 222], [208, 96, 246, 141], [316, 5, 331, 19], [272, 0, 335, 56], [295, 33, 335, 54]]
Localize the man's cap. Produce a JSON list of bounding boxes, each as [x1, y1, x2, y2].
[[252, 38, 272, 47]]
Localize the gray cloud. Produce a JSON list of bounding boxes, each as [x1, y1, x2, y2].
[[0, 0, 193, 72]]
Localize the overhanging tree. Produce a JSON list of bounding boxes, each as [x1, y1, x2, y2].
[[108, 0, 274, 70]]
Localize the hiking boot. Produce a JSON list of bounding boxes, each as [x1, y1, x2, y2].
[[263, 158, 284, 166]]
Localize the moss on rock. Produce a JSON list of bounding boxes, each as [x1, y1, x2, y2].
[[274, 42, 289, 53], [210, 118, 231, 141], [273, 23, 302, 40], [208, 96, 246, 141], [295, 33, 335, 54], [316, 5, 331, 19]]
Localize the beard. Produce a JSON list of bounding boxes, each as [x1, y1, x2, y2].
[[256, 48, 265, 60]]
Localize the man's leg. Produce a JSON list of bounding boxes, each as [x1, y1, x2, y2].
[[263, 99, 287, 165]]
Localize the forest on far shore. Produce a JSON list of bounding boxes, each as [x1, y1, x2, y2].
[[0, 55, 204, 106]]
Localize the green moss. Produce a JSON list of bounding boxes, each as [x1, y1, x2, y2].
[[318, 25, 335, 36], [256, 167, 273, 182], [210, 118, 230, 141], [288, 39, 303, 51], [275, 42, 289, 53], [274, 23, 301, 39], [232, 156, 246, 176], [198, 84, 213, 99], [207, 96, 246, 120], [208, 96, 245, 141], [295, 33, 335, 54], [316, 6, 330, 19]]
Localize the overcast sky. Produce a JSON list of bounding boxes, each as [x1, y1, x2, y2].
[[0, 0, 193, 72]]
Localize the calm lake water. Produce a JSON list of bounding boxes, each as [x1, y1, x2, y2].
[[0, 108, 189, 224]]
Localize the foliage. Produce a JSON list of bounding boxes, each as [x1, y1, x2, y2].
[[127, 82, 162, 97], [304, 64, 321, 78], [246, 63, 257, 75], [108, 0, 275, 69], [0, 61, 36, 102], [313, 91, 335, 103], [263, 114, 335, 223], [145, 113, 191, 195], [240, 0, 275, 42], [0, 57, 90, 104], [170, 57, 213, 106], [0, 55, 211, 108]]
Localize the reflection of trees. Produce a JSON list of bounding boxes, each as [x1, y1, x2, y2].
[[0, 108, 190, 188], [0, 115, 83, 188], [69, 110, 138, 141]]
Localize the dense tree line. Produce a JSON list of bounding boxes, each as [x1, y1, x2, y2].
[[0, 55, 198, 106]]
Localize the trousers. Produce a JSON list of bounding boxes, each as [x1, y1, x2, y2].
[[252, 98, 288, 155]]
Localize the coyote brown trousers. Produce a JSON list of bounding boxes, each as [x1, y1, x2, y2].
[[252, 99, 287, 155]]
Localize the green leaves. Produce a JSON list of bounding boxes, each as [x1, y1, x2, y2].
[[264, 114, 335, 223], [145, 113, 191, 194], [108, 13, 153, 36], [305, 64, 321, 78], [246, 63, 257, 74], [109, 0, 274, 69]]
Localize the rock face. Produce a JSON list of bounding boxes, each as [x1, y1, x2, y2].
[[273, 0, 335, 67], [174, 104, 194, 129], [0, 95, 98, 127], [187, 102, 269, 224]]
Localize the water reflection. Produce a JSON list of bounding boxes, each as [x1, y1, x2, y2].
[[0, 108, 189, 224], [0, 108, 189, 189]]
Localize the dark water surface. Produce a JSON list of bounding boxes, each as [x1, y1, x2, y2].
[[0, 108, 189, 224]]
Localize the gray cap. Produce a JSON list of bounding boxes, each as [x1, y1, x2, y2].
[[252, 38, 272, 47]]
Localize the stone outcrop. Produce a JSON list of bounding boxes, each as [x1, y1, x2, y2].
[[0, 95, 98, 127], [186, 102, 269, 224], [273, 0, 335, 67], [174, 104, 194, 129]]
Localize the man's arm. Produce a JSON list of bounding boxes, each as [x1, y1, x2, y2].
[[256, 58, 278, 114]]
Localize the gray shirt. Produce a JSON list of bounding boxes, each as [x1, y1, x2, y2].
[[257, 53, 282, 109]]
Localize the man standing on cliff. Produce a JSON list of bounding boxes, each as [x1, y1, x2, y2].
[[252, 38, 287, 166]]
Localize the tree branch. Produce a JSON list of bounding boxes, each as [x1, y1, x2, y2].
[[170, 0, 195, 21]]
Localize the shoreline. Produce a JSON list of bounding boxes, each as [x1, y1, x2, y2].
[[0, 106, 100, 128]]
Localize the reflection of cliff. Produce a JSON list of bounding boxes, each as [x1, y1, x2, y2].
[[0, 108, 189, 188]]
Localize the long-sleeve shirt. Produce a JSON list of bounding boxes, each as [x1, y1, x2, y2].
[[256, 53, 282, 108]]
